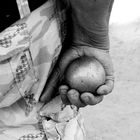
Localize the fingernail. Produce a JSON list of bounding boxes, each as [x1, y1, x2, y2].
[[83, 96, 90, 103], [59, 89, 67, 94], [70, 91, 78, 98], [102, 89, 108, 95], [97, 88, 107, 95]]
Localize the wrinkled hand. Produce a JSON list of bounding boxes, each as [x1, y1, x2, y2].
[[39, 0, 115, 107], [40, 45, 114, 107]]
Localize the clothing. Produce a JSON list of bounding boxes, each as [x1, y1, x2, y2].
[[0, 1, 86, 140], [0, 0, 114, 139]]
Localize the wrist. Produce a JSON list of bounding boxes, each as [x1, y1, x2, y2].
[[72, 23, 110, 50]]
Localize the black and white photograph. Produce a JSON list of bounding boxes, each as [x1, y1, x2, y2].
[[0, 0, 140, 140]]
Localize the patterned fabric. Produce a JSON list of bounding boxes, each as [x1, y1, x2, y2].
[[0, 24, 37, 108], [0, 23, 27, 49], [0, 36, 12, 48], [0, 0, 86, 140], [18, 132, 45, 140], [0, 23, 29, 61], [15, 53, 30, 83]]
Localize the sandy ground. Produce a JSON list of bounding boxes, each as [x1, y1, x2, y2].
[[80, 19, 140, 140]]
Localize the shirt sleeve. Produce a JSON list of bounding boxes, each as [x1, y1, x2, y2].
[[68, 0, 114, 50]]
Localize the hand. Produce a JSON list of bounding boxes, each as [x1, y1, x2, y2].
[[39, 0, 115, 107], [40, 45, 114, 107]]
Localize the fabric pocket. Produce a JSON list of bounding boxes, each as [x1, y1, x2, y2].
[[0, 23, 38, 108]]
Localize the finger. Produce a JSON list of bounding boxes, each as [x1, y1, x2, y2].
[[59, 85, 70, 104], [97, 78, 114, 95], [83, 47, 115, 95], [96, 54, 114, 95], [39, 68, 60, 103], [81, 92, 104, 105], [39, 47, 81, 103], [67, 89, 85, 107]]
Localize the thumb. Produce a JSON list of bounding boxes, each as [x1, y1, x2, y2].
[[39, 68, 61, 103], [39, 47, 80, 103]]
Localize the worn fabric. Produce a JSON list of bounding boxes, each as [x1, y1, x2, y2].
[[0, 1, 86, 140]]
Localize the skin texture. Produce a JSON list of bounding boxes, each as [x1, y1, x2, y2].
[[40, 0, 115, 107], [69, 0, 114, 50]]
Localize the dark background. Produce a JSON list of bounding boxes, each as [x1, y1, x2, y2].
[[0, 0, 47, 32]]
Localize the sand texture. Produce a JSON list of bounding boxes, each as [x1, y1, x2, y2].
[[81, 20, 140, 140]]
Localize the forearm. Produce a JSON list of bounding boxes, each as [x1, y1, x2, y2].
[[68, 0, 114, 50]]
